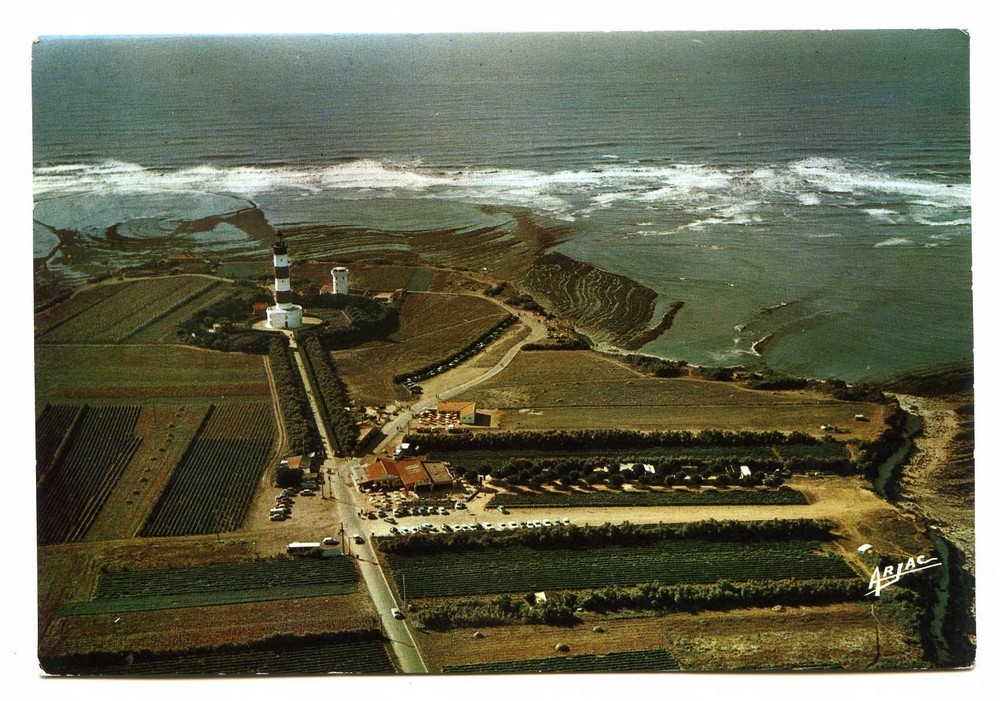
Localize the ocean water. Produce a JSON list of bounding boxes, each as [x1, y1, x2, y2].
[[32, 31, 971, 381]]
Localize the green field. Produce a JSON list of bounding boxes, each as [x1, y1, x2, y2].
[[36, 276, 225, 344], [386, 539, 856, 598], [58, 558, 359, 616], [35, 344, 270, 403], [443, 648, 680, 674], [489, 487, 808, 508]]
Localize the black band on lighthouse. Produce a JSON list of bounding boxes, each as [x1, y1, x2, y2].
[[274, 265, 289, 278], [276, 290, 293, 304]]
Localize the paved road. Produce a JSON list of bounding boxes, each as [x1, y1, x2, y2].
[[285, 332, 428, 673], [371, 306, 548, 455], [284, 305, 546, 672]]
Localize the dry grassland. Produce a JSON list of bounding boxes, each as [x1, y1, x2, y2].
[[333, 292, 509, 405], [416, 603, 926, 672], [456, 350, 886, 437]]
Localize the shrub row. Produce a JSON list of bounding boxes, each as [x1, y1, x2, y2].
[[268, 336, 319, 455], [409, 428, 822, 452], [412, 578, 867, 631], [300, 335, 358, 455]]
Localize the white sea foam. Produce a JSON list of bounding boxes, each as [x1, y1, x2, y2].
[[864, 208, 899, 223], [874, 237, 912, 247], [34, 157, 970, 229]]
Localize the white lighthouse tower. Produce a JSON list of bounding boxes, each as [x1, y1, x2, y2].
[[331, 266, 349, 295], [266, 233, 304, 330]]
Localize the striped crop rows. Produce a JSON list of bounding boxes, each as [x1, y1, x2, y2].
[[35, 403, 83, 481], [444, 648, 680, 674], [37, 405, 142, 545], [141, 404, 274, 537], [386, 539, 856, 599], [47, 636, 394, 676]]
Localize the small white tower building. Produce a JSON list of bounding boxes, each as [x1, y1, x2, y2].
[[331, 266, 349, 295], [266, 233, 304, 330]]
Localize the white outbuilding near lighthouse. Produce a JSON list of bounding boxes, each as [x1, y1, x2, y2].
[[331, 266, 349, 295]]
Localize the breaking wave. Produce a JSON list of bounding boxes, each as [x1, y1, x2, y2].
[[33, 157, 971, 228]]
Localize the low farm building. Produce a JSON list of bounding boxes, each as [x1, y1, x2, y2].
[[436, 401, 477, 425], [356, 457, 454, 492]]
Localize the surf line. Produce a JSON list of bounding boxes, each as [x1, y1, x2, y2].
[[866, 555, 942, 597]]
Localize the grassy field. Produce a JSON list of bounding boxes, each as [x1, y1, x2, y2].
[[36, 275, 227, 344], [35, 344, 270, 404], [333, 292, 510, 405], [385, 539, 855, 598], [418, 603, 926, 672], [455, 350, 886, 437]]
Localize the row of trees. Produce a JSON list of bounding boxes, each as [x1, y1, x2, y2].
[[267, 336, 319, 455], [299, 335, 359, 456], [411, 578, 869, 631], [478, 453, 852, 487], [409, 428, 822, 452], [378, 518, 838, 556]]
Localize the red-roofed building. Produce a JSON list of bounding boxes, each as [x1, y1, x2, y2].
[[357, 457, 453, 492]]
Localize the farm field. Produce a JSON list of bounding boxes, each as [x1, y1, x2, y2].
[[58, 556, 359, 615], [385, 539, 856, 598], [36, 275, 227, 344], [40, 591, 377, 657], [333, 292, 511, 405], [41, 632, 395, 675], [84, 404, 212, 542], [443, 648, 680, 674], [36, 405, 143, 545], [417, 603, 926, 672], [140, 403, 276, 537], [455, 350, 886, 437], [489, 487, 809, 508], [35, 344, 270, 403]]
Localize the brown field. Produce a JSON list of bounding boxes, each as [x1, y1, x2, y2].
[[333, 292, 509, 405], [455, 350, 887, 438], [35, 344, 270, 404], [39, 592, 377, 658], [415, 603, 925, 672], [36, 275, 226, 344]]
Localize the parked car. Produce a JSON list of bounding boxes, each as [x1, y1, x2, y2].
[[353, 534, 364, 544], [455, 502, 466, 510], [322, 536, 339, 546], [269, 513, 286, 522], [498, 505, 509, 514], [391, 607, 404, 620], [299, 489, 315, 496]]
